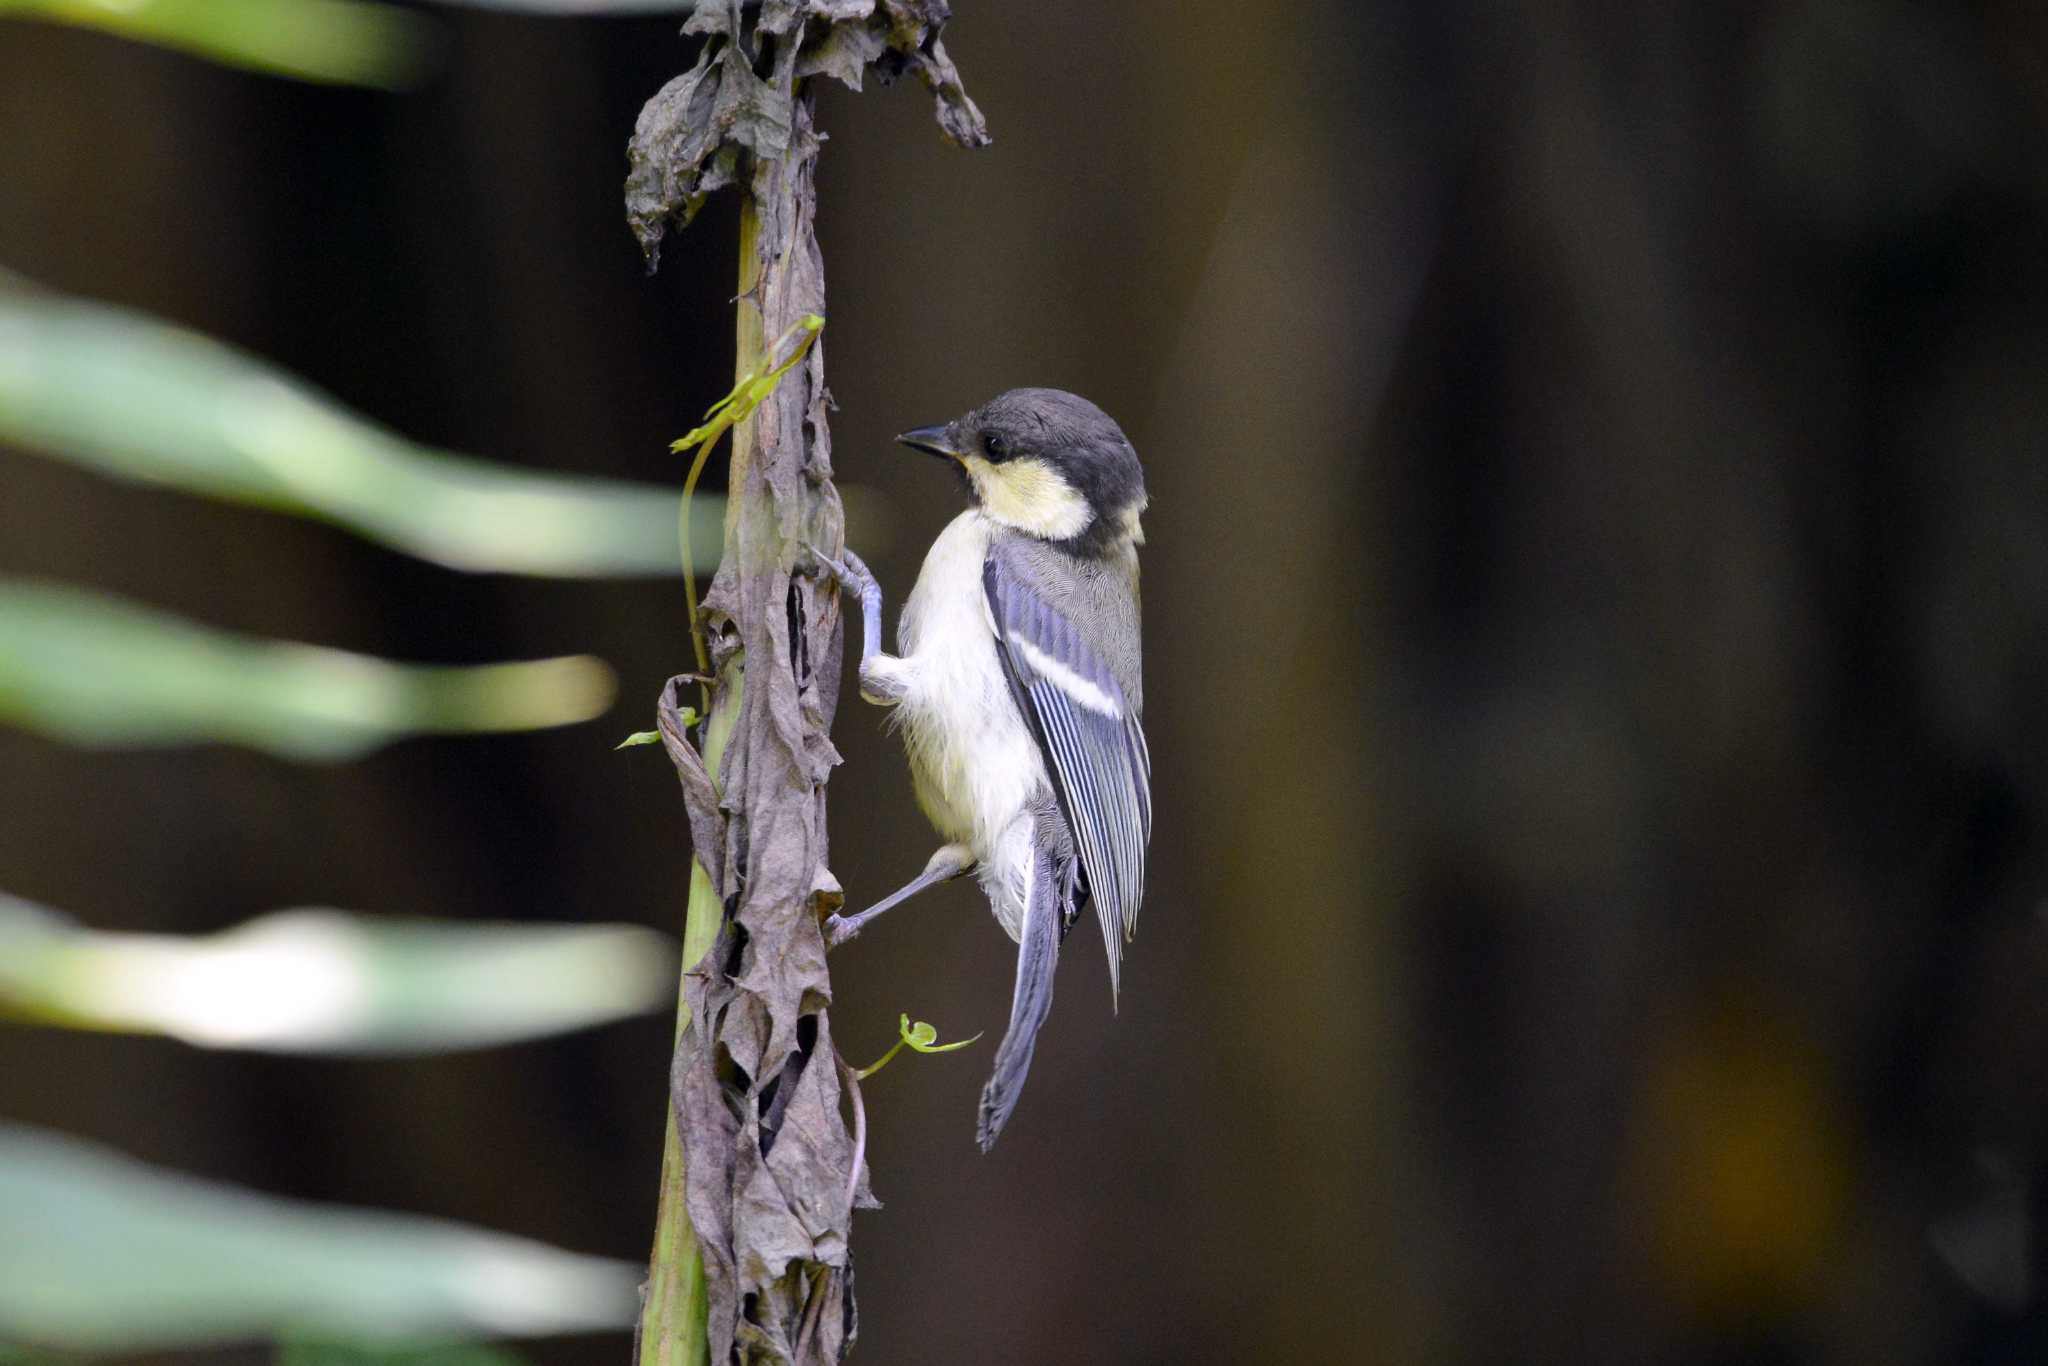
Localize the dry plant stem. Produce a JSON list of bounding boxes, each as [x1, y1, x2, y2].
[[652, 125, 858, 1362], [627, 8, 985, 1360]]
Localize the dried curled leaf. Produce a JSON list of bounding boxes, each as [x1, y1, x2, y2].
[[624, 41, 786, 268], [867, 0, 991, 149], [625, 0, 987, 270]]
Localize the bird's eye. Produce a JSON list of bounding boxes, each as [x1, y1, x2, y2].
[[983, 432, 1008, 462]]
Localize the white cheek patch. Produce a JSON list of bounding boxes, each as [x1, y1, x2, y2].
[[964, 456, 1093, 540], [1012, 636, 1123, 717]]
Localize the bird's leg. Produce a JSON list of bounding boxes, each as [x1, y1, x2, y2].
[[825, 843, 974, 947], [810, 542, 957, 948], [810, 545, 909, 705], [812, 546, 883, 665]]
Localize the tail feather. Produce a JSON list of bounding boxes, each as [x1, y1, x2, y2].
[[976, 848, 1068, 1150]]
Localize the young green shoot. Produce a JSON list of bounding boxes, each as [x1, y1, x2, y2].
[[670, 313, 824, 714], [856, 1013, 983, 1081]]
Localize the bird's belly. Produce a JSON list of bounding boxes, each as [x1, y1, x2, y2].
[[899, 646, 1043, 945], [901, 676, 1042, 850], [896, 514, 1048, 862]]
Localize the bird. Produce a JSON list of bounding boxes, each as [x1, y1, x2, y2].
[[815, 387, 1152, 1150]]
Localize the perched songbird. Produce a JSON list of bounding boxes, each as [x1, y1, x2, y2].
[[818, 388, 1152, 1149]]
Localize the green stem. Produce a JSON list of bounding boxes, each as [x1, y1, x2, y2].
[[638, 671, 739, 1366], [640, 191, 763, 1366], [678, 446, 715, 693]]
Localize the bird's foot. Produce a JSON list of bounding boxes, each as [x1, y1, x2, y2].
[[822, 912, 867, 948], [806, 542, 876, 601], [807, 542, 905, 704]]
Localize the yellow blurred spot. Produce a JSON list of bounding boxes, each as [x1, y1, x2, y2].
[[1637, 1003, 1848, 1315]]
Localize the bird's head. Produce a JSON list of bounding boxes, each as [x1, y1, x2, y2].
[[898, 388, 1146, 556]]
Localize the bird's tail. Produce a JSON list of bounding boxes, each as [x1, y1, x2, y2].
[[976, 849, 1071, 1150]]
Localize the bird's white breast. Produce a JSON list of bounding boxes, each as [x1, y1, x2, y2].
[[895, 512, 1048, 935]]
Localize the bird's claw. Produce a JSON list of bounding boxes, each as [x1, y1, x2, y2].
[[807, 542, 874, 596]]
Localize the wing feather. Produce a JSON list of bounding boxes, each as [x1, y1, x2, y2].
[[984, 556, 1152, 999]]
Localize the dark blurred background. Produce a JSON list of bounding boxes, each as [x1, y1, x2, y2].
[[5, 1, 2048, 1362]]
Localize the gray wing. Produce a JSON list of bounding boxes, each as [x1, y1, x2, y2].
[[983, 555, 1152, 1000]]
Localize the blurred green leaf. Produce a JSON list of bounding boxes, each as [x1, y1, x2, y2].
[[0, 289, 720, 577], [427, 0, 696, 11], [0, 894, 676, 1052], [0, 1122, 639, 1350], [279, 1340, 528, 1366], [0, 579, 616, 759], [0, 0, 436, 89]]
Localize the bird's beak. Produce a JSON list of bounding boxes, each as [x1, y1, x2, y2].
[[897, 425, 962, 461]]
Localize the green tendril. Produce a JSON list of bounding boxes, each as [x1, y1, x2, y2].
[[856, 1013, 983, 1080]]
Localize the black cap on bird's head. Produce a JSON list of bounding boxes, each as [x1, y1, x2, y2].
[[898, 388, 1147, 556]]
